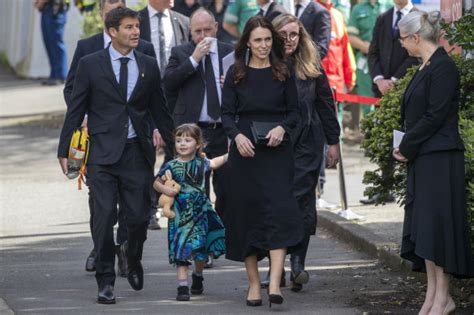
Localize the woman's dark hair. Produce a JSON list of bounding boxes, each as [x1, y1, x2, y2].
[[233, 16, 289, 84]]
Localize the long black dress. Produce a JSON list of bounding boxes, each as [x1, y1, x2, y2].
[[399, 48, 473, 277], [221, 66, 304, 262]]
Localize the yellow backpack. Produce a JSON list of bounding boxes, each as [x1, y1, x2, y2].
[[67, 127, 89, 190]]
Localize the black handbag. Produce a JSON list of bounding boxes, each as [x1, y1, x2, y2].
[[250, 121, 287, 145]]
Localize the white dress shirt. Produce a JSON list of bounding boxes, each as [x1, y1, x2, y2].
[[148, 5, 175, 67], [295, 0, 309, 18], [190, 50, 222, 123], [109, 45, 139, 138]]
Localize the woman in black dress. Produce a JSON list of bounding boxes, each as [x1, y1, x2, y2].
[[394, 11, 473, 314], [221, 16, 303, 307], [272, 14, 340, 292]]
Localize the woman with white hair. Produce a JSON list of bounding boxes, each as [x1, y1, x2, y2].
[[393, 10, 473, 315]]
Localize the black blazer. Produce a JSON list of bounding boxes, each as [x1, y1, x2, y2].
[[163, 41, 234, 126], [299, 2, 331, 59], [63, 33, 156, 106], [58, 49, 174, 167], [368, 7, 419, 96], [399, 48, 464, 160], [138, 7, 190, 45], [265, 2, 287, 22]]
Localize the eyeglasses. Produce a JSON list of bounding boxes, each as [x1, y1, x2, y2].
[[399, 34, 412, 44], [278, 31, 299, 42]]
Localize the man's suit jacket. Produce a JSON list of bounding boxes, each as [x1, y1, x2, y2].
[[64, 33, 156, 106], [138, 7, 190, 45], [163, 41, 234, 126], [399, 47, 463, 160], [368, 7, 419, 96], [265, 2, 287, 22], [58, 49, 174, 167], [299, 2, 331, 59]]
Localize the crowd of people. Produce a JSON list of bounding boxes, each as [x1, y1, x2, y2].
[[53, 0, 473, 312]]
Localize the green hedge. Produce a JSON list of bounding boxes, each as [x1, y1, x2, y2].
[[360, 12, 474, 249]]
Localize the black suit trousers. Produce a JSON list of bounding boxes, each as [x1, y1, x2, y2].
[[202, 128, 228, 219], [87, 142, 152, 287]]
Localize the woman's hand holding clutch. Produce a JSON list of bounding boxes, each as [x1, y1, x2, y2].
[[235, 133, 255, 157], [266, 126, 286, 147]]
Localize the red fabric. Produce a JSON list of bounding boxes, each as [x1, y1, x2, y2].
[[334, 92, 381, 106]]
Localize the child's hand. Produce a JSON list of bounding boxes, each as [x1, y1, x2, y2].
[[164, 186, 178, 197]]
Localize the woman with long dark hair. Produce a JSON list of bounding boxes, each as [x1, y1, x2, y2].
[[221, 16, 303, 307], [273, 13, 340, 292]]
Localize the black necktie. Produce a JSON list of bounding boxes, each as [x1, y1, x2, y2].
[[119, 57, 129, 99], [157, 12, 167, 73], [295, 4, 302, 17], [393, 10, 403, 37], [205, 55, 220, 120], [258, 8, 264, 16]]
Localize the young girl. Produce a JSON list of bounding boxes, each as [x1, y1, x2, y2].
[[154, 123, 227, 302]]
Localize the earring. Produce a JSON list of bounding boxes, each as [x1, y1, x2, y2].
[[245, 48, 250, 66]]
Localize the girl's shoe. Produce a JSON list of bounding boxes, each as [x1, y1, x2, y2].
[[246, 287, 262, 307], [191, 273, 204, 295], [176, 286, 190, 301], [268, 293, 284, 308]]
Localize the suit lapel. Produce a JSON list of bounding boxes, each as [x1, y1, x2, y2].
[[170, 11, 181, 46], [300, 4, 313, 23], [402, 63, 426, 108], [98, 49, 124, 100]]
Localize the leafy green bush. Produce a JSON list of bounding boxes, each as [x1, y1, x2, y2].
[[360, 12, 474, 248], [81, 0, 148, 38]]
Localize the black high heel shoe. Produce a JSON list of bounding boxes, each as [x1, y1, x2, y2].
[[268, 293, 284, 308], [246, 288, 262, 307]]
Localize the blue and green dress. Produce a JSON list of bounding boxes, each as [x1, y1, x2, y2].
[[158, 156, 226, 265]]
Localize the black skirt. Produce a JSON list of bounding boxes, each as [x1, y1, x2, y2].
[[224, 117, 304, 262], [401, 150, 474, 277]]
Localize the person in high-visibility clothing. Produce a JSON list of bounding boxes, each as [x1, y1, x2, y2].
[[317, 0, 356, 94]]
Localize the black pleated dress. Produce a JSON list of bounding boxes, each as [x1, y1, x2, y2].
[[221, 66, 304, 262]]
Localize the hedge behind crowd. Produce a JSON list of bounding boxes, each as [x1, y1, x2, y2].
[[360, 12, 474, 250]]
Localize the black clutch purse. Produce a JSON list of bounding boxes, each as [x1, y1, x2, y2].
[[250, 121, 287, 145]]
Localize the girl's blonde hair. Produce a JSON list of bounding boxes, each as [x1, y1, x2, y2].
[[174, 123, 205, 157], [272, 14, 322, 80]]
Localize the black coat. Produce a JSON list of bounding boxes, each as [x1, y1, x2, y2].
[[58, 49, 174, 167], [399, 47, 464, 161], [163, 41, 234, 126], [63, 33, 156, 106], [368, 7, 419, 97], [138, 7, 190, 45], [299, 2, 331, 59]]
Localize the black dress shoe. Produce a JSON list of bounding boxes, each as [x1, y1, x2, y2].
[[127, 260, 144, 291], [97, 285, 115, 304], [290, 281, 303, 292], [176, 286, 190, 301], [190, 273, 204, 295], [116, 242, 128, 278], [85, 249, 96, 272], [246, 299, 263, 306], [290, 256, 309, 285]]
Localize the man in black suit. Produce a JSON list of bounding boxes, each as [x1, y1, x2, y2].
[[368, 0, 418, 97], [64, 0, 158, 277], [139, 0, 190, 74], [295, 0, 331, 59], [256, 0, 287, 22], [164, 7, 233, 221], [58, 7, 174, 304]]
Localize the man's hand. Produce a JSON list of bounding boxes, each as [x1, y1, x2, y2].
[[266, 126, 285, 147], [191, 38, 211, 63], [392, 147, 408, 162], [153, 130, 164, 149], [81, 116, 88, 128], [375, 79, 394, 95], [58, 157, 68, 176], [326, 144, 340, 168], [235, 133, 255, 157]]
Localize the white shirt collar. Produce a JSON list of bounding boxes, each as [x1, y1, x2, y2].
[[396, 1, 413, 14], [148, 5, 169, 18], [103, 31, 111, 48], [109, 44, 135, 62]]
